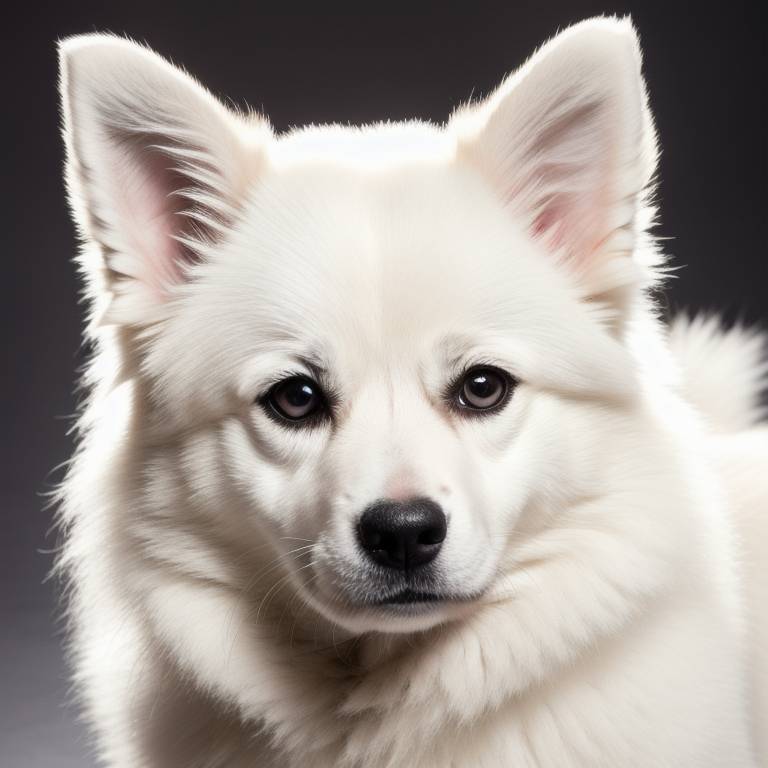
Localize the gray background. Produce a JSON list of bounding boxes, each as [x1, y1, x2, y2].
[[2, 2, 766, 766]]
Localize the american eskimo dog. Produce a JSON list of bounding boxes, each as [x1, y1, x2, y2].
[[58, 17, 766, 767]]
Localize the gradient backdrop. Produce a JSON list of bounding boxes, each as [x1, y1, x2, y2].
[[2, 2, 766, 766]]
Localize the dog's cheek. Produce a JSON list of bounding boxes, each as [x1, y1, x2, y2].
[[447, 389, 584, 546], [505, 394, 627, 534], [218, 417, 333, 540]]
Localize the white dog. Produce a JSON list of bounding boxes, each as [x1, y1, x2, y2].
[[58, 18, 766, 767]]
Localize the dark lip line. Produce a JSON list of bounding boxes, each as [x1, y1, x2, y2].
[[376, 589, 443, 605]]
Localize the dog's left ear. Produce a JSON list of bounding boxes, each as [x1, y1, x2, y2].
[[452, 18, 657, 303]]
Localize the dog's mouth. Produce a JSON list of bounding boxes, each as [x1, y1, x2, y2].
[[378, 589, 442, 606], [306, 566, 484, 631]]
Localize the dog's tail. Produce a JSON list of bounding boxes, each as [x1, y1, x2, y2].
[[668, 314, 768, 432]]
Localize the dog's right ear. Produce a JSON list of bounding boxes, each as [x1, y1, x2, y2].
[[60, 35, 271, 326]]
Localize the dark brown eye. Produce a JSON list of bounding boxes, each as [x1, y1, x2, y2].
[[267, 377, 324, 421], [456, 368, 511, 411]]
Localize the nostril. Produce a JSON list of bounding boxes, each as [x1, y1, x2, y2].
[[417, 527, 445, 546], [358, 498, 447, 571]]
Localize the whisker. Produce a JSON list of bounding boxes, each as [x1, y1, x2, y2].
[[289, 575, 319, 658], [256, 562, 314, 623], [243, 545, 315, 593], [226, 561, 315, 670], [225, 545, 314, 646], [227, 537, 316, 567]]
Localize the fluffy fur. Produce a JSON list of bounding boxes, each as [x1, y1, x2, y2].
[[57, 18, 766, 767]]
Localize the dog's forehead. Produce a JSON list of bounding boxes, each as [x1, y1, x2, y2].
[[221, 153, 557, 352]]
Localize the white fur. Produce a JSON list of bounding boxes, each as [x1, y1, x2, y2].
[[57, 18, 766, 767]]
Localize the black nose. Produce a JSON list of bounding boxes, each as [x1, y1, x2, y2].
[[358, 498, 447, 571]]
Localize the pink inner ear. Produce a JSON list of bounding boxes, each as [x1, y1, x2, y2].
[[495, 98, 618, 273], [533, 203, 569, 242], [524, 137, 614, 274], [533, 195, 609, 273], [108, 144, 194, 298]]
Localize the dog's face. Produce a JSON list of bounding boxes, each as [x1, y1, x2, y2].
[[61, 21, 655, 634], [145, 152, 637, 633]]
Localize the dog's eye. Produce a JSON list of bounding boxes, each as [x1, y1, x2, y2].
[[266, 377, 324, 421], [456, 368, 511, 412]]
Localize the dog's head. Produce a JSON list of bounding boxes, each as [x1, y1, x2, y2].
[[61, 19, 658, 634]]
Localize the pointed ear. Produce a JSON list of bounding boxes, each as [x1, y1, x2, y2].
[[60, 35, 271, 325], [451, 18, 657, 299]]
